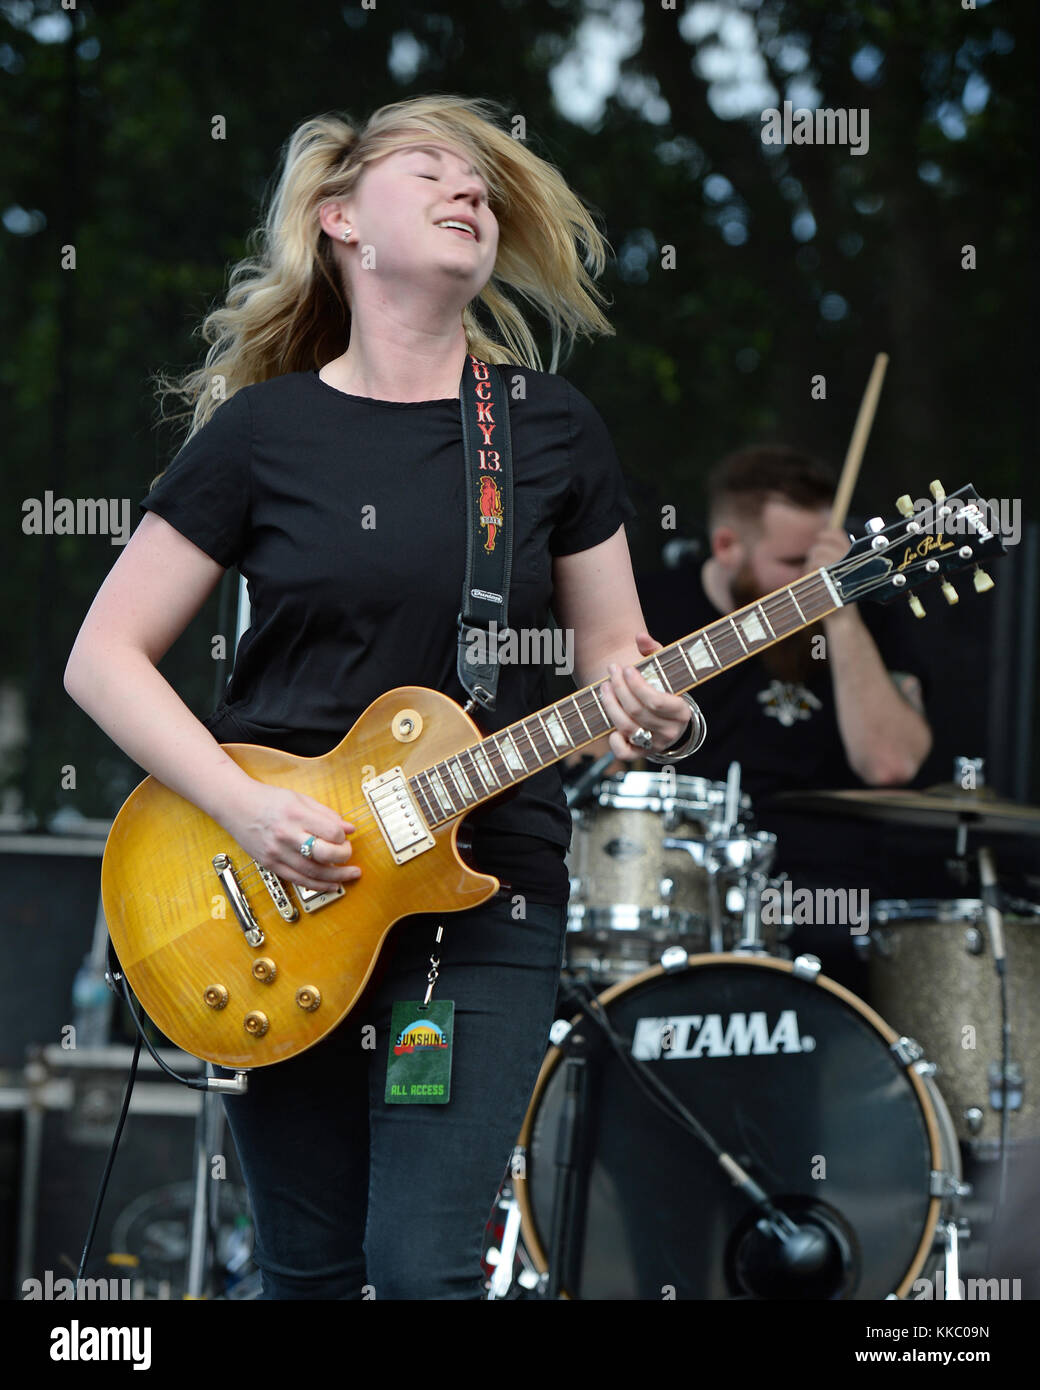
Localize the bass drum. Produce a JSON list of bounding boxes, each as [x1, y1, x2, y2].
[[515, 955, 959, 1300]]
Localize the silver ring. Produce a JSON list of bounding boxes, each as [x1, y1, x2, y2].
[[299, 835, 316, 858], [629, 727, 654, 751]]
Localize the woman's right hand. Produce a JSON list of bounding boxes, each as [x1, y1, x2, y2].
[[222, 780, 362, 893]]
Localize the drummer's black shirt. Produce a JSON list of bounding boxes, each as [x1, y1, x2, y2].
[[139, 367, 636, 904]]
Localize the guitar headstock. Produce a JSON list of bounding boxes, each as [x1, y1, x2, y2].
[[828, 481, 1008, 615]]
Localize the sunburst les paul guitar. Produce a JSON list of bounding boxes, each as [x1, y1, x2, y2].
[[101, 484, 1005, 1068]]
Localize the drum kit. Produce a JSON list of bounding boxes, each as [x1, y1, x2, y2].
[[484, 756, 1040, 1301]]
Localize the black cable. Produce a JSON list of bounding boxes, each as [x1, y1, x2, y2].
[[118, 973, 209, 1090], [114, 971, 241, 1297], [560, 976, 846, 1295], [565, 978, 786, 1222], [567, 978, 727, 1160], [75, 965, 212, 1281], [76, 1032, 142, 1281]]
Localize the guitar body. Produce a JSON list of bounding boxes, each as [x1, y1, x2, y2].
[[101, 688, 498, 1069]]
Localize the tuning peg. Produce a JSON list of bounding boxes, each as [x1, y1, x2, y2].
[[896, 495, 915, 518], [973, 566, 994, 594], [941, 581, 959, 606], [908, 595, 926, 619], [929, 480, 945, 503]]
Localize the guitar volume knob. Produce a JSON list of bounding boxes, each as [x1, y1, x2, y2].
[[203, 984, 229, 1010], [251, 957, 277, 983], [295, 986, 321, 1012], [243, 1010, 269, 1037]]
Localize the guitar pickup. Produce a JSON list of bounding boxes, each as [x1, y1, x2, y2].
[[363, 768, 435, 865]]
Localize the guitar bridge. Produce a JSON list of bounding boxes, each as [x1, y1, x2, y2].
[[362, 768, 435, 865], [213, 852, 265, 947], [255, 857, 345, 915], [255, 862, 300, 921]]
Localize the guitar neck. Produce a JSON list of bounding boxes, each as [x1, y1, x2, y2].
[[407, 568, 843, 827]]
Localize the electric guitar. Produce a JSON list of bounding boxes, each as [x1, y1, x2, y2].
[[101, 483, 1005, 1068]]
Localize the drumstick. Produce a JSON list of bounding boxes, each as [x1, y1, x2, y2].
[[829, 352, 889, 529]]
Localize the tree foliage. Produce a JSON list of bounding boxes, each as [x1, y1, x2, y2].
[[1, 0, 1033, 820]]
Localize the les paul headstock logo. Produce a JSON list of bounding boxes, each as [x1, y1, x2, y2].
[[895, 531, 955, 572]]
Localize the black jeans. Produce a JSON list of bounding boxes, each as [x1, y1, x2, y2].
[[221, 893, 567, 1299]]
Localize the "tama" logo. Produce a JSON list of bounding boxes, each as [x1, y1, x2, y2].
[[632, 1010, 815, 1060]]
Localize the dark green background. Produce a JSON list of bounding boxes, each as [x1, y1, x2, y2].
[[2, 0, 1036, 823]]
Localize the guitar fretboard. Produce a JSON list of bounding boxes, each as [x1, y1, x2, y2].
[[408, 568, 843, 826]]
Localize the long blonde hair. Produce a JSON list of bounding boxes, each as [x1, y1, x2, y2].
[[152, 95, 613, 445]]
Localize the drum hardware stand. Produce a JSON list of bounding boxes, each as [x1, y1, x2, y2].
[[921, 756, 1018, 1197], [977, 844, 1014, 1205], [920, 1059, 974, 1300], [735, 869, 772, 954], [887, 1040, 974, 1300], [928, 756, 1018, 1193], [485, 1169, 533, 1300], [721, 760, 743, 834], [711, 761, 752, 953], [932, 1198, 974, 1302], [662, 833, 777, 955], [545, 1030, 593, 1299], [185, 1067, 235, 1299], [661, 761, 779, 953], [706, 851, 727, 955], [704, 760, 746, 953], [662, 836, 727, 950], [937, 1220, 963, 1299]]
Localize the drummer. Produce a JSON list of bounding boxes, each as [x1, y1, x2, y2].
[[634, 445, 935, 993]]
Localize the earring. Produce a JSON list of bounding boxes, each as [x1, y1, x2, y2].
[[342, 226, 352, 242]]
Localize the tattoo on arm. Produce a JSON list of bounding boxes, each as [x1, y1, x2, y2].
[[890, 670, 924, 715]]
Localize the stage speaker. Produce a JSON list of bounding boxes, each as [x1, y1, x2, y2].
[[0, 827, 110, 1073]]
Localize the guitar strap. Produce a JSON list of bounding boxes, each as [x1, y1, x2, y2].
[[456, 354, 514, 712]]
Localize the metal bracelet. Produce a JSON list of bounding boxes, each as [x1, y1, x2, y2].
[[644, 694, 707, 764]]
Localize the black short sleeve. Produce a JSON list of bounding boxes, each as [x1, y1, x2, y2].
[[549, 380, 636, 556], [139, 389, 253, 568]]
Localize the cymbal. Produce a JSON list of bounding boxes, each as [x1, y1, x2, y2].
[[768, 784, 1040, 836]]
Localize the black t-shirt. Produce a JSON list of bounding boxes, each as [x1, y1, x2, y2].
[[638, 565, 930, 894], [139, 366, 636, 904]]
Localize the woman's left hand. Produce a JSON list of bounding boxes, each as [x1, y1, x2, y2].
[[598, 631, 692, 763]]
